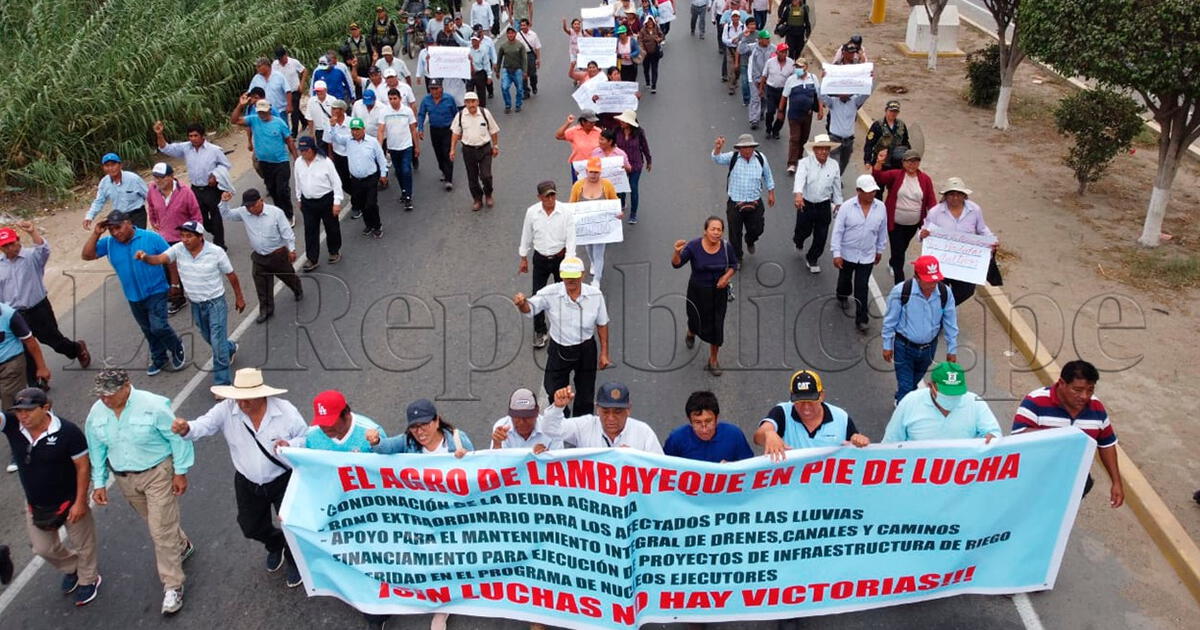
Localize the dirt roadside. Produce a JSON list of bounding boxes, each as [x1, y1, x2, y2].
[[811, 0, 1199, 623]]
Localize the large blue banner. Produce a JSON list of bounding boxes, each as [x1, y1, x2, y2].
[[279, 428, 1094, 627]]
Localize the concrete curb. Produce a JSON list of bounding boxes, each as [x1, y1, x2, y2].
[[806, 36, 1200, 606]]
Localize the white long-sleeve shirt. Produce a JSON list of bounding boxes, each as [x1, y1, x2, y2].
[[294, 154, 344, 205], [181, 398, 308, 485], [792, 154, 844, 204], [542, 404, 663, 453], [518, 202, 576, 258]]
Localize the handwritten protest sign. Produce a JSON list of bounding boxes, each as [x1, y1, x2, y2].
[[281, 428, 1093, 626], [572, 156, 630, 193], [921, 230, 997, 284], [821, 62, 874, 95], [576, 37, 617, 69], [582, 6, 614, 30], [568, 199, 625, 246], [572, 73, 608, 111], [591, 81, 639, 113], [427, 47, 471, 79]]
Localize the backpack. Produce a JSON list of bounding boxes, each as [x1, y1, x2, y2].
[[899, 278, 948, 308], [726, 150, 766, 178]]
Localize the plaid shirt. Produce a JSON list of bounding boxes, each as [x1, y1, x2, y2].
[[713, 150, 775, 202]]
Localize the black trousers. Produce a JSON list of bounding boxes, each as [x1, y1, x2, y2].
[[350, 172, 381, 230], [462, 143, 493, 202], [234, 470, 291, 556], [20, 298, 78, 385], [544, 338, 597, 418], [643, 52, 660, 89], [258, 161, 294, 219], [330, 153, 351, 193], [785, 31, 807, 60], [764, 85, 784, 135], [794, 199, 832, 266], [530, 250, 563, 335], [251, 247, 302, 315], [725, 198, 765, 262], [888, 223, 921, 284], [525, 52, 539, 93], [300, 192, 341, 263], [947, 279, 978, 306], [491, 5, 501, 35], [837, 261, 874, 325], [126, 206, 148, 229], [288, 91, 303, 137], [619, 63, 638, 83], [192, 184, 228, 248], [470, 70, 490, 110], [429, 126, 453, 183]]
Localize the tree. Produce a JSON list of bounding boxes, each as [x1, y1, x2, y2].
[[923, 1, 950, 71], [1022, 0, 1200, 246], [980, 0, 1026, 129], [1053, 89, 1145, 195]]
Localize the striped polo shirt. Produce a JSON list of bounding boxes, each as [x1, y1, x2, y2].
[[1012, 386, 1117, 448], [166, 241, 233, 302]]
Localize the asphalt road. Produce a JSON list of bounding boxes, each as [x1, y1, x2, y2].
[[0, 2, 1145, 629]]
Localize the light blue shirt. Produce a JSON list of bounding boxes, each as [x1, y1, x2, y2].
[[220, 203, 296, 255], [0, 242, 51, 309], [328, 128, 389, 178], [830, 196, 888, 263], [820, 91, 871, 137], [304, 413, 384, 453], [882, 389, 1001, 443], [87, 171, 148, 220], [245, 115, 293, 163], [469, 45, 494, 77], [0, 303, 30, 362], [249, 71, 290, 114], [159, 141, 231, 187], [86, 387, 195, 486], [712, 150, 775, 203], [881, 281, 959, 353]]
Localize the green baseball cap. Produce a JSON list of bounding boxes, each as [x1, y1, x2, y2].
[[758, 29, 771, 39], [930, 362, 967, 395], [349, 117, 365, 129]]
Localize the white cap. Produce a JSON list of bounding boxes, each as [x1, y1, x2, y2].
[[314, 79, 328, 91], [464, 91, 479, 101], [383, 68, 398, 78], [855, 174, 880, 193], [381, 45, 393, 54], [254, 100, 272, 112]]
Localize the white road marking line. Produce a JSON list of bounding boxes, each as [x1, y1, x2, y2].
[[1012, 592, 1046, 630]]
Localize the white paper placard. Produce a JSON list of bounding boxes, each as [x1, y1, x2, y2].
[[820, 62, 875, 95], [426, 47, 471, 79], [591, 81, 639, 113], [571, 73, 608, 110], [571, 156, 630, 193], [920, 230, 996, 285], [576, 37, 618, 69], [569, 199, 625, 245], [581, 6, 614, 31]]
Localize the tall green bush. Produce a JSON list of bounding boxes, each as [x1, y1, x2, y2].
[[0, 0, 380, 196], [1053, 88, 1145, 195], [964, 44, 1001, 107]]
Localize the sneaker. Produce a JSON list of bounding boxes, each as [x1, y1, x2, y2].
[[350, 208, 362, 220], [361, 226, 373, 236], [404, 197, 414, 212], [286, 561, 303, 588], [750, 122, 758, 130], [5, 461, 17, 473], [161, 588, 184, 615], [727, 283, 736, 302], [515, 106, 522, 113], [301, 260, 320, 272], [329, 253, 342, 265], [808, 263, 821, 274], [167, 299, 186, 316], [444, 182, 453, 191], [371, 229, 383, 239], [533, 333, 547, 349], [170, 347, 187, 371], [74, 575, 101, 607], [651, 87, 657, 94], [266, 549, 285, 573], [786, 165, 796, 175], [147, 362, 163, 377], [746, 241, 756, 255], [62, 572, 79, 594], [628, 216, 639, 225], [180, 540, 195, 563]]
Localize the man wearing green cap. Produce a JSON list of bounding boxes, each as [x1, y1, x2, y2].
[[883, 362, 1000, 443], [329, 117, 388, 238], [746, 29, 773, 129]]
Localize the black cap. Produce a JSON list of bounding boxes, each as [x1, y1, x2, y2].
[[595, 382, 631, 409], [427, 78, 443, 88], [105, 210, 132, 225], [241, 188, 262, 205], [789, 370, 824, 402], [406, 398, 438, 427], [10, 387, 48, 410]]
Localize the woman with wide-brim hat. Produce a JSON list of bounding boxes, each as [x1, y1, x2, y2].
[[614, 110, 652, 224], [919, 176, 1001, 305], [872, 148, 937, 284]]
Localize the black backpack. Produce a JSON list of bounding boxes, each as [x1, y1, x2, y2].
[[899, 278, 949, 308]]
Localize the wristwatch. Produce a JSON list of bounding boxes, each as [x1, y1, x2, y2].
[[170, 284, 182, 288]]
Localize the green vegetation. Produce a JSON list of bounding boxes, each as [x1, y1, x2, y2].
[[1053, 88, 1144, 195], [0, 0, 380, 196], [964, 44, 1001, 107], [1125, 249, 1200, 290]]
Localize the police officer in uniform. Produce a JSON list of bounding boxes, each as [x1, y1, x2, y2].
[[863, 100, 911, 172], [777, 0, 812, 61], [753, 370, 870, 460]]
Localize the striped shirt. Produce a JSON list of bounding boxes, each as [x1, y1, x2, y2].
[[165, 241, 233, 302], [1012, 386, 1117, 448]]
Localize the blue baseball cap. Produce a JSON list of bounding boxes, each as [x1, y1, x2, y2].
[[406, 399, 438, 427], [101, 152, 121, 164], [297, 136, 318, 151], [595, 382, 631, 409], [362, 90, 376, 105]]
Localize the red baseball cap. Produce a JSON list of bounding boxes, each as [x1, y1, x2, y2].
[[0, 228, 18, 247], [913, 255, 944, 282], [311, 390, 348, 427]]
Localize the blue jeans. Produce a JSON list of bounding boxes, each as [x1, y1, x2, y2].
[[191, 296, 235, 385], [627, 169, 643, 218], [894, 337, 938, 403], [389, 147, 414, 198], [501, 68, 524, 109], [128, 292, 183, 369]]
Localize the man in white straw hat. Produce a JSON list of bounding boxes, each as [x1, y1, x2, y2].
[[171, 368, 306, 588], [792, 134, 843, 273]]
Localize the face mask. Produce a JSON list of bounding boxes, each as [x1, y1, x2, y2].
[[795, 68, 806, 77], [934, 392, 965, 410]]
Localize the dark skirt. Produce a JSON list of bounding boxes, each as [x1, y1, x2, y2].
[[686, 282, 729, 347]]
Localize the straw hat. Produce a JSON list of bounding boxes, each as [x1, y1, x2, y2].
[[733, 133, 759, 148], [614, 110, 639, 127], [940, 177, 973, 196], [804, 134, 842, 152], [210, 368, 288, 400]]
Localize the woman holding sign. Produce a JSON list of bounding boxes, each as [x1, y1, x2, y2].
[[919, 177, 1001, 305], [672, 217, 738, 376], [570, 156, 624, 287]]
